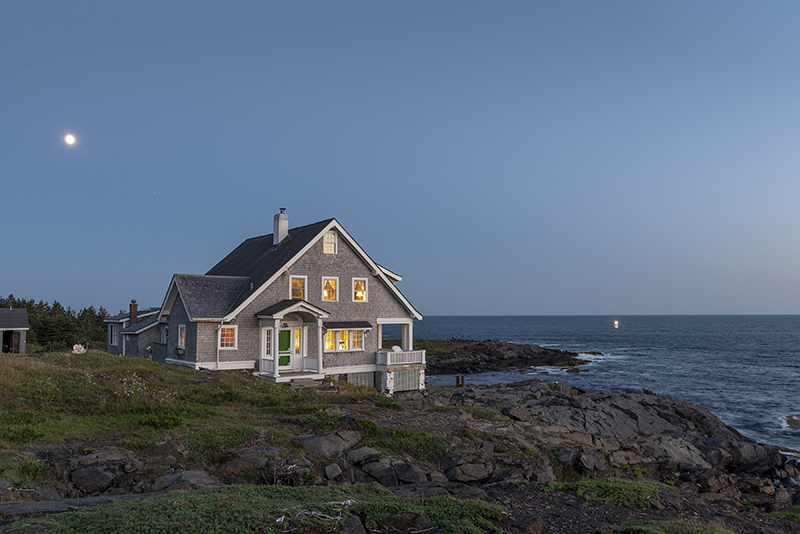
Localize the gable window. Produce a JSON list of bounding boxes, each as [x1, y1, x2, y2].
[[322, 277, 338, 301], [219, 325, 237, 349], [178, 325, 186, 349], [353, 278, 368, 302], [324, 232, 337, 254], [291, 276, 306, 300], [108, 324, 119, 346], [324, 329, 365, 352]]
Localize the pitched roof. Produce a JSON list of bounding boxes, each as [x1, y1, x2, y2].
[[173, 274, 250, 320], [0, 309, 29, 330], [105, 307, 160, 323], [205, 219, 334, 314], [121, 313, 160, 334]]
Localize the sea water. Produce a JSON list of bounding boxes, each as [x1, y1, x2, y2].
[[401, 315, 800, 450]]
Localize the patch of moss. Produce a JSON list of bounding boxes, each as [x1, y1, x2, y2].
[[546, 477, 671, 508]]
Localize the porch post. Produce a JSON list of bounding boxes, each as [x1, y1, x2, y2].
[[317, 319, 324, 373], [408, 322, 413, 351], [272, 319, 280, 380]]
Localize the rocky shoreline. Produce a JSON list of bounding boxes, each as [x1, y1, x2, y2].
[[3, 377, 799, 533], [421, 338, 586, 375]]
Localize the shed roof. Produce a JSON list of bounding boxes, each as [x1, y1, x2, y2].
[[0, 309, 29, 330]]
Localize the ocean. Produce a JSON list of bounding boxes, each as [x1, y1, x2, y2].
[[399, 315, 800, 451]]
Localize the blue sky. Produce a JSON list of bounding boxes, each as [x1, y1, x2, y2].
[[2, 1, 799, 315]]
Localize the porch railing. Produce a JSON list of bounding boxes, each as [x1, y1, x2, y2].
[[260, 358, 274, 375], [377, 349, 426, 366]]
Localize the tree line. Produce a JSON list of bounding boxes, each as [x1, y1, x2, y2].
[[1, 294, 109, 352]]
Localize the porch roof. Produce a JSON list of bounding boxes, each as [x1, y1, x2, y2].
[[121, 314, 160, 335], [254, 299, 330, 320], [323, 321, 373, 331]]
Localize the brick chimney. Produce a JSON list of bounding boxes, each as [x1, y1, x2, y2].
[[130, 300, 138, 326], [273, 208, 289, 245]]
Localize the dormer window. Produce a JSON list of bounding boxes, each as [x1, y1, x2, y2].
[[324, 232, 337, 254]]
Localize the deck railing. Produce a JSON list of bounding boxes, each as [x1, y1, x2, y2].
[[377, 349, 426, 366]]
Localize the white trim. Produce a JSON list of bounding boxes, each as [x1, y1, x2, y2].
[[222, 219, 422, 321], [103, 309, 159, 324], [158, 276, 193, 322], [322, 276, 339, 302], [290, 275, 307, 300], [218, 325, 238, 350], [324, 364, 379, 374], [376, 317, 414, 325], [377, 264, 402, 282], [352, 278, 368, 303], [165, 358, 255, 370], [0, 327, 29, 331], [123, 320, 161, 335]]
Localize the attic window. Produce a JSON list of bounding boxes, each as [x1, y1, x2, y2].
[[291, 276, 306, 300], [324, 232, 337, 254]]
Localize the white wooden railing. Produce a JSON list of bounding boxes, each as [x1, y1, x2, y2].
[[377, 349, 426, 366], [260, 358, 274, 374]]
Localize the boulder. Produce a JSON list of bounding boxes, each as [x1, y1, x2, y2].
[[393, 461, 428, 484], [502, 406, 532, 423], [71, 466, 114, 494], [338, 515, 366, 534], [376, 513, 432, 531], [345, 446, 380, 465], [298, 431, 361, 458], [325, 463, 343, 480], [445, 462, 493, 482]]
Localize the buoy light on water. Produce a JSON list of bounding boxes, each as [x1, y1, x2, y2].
[[614, 320, 619, 328]]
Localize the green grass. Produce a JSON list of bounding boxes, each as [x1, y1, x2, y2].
[[360, 424, 449, 466], [547, 478, 672, 508], [1, 484, 505, 534], [0, 352, 388, 456], [771, 505, 800, 521], [599, 519, 736, 534]]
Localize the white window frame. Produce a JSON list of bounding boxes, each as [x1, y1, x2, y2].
[[109, 324, 119, 346], [323, 329, 365, 353], [352, 278, 368, 302], [178, 324, 186, 349], [219, 325, 238, 350], [290, 275, 307, 300], [322, 276, 339, 302], [324, 231, 337, 254]]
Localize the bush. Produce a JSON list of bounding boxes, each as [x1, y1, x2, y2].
[[547, 478, 671, 508]]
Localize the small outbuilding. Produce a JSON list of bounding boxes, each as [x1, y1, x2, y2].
[[0, 308, 29, 354]]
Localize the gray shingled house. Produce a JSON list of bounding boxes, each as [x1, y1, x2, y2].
[[0, 308, 29, 354], [155, 210, 425, 394], [104, 300, 162, 359]]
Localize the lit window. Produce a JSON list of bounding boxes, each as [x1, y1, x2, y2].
[[323, 277, 337, 301], [324, 232, 337, 254], [324, 329, 365, 352], [219, 326, 237, 349], [295, 329, 301, 352], [338, 330, 349, 350], [353, 279, 367, 302], [325, 331, 335, 351], [178, 325, 186, 349], [291, 276, 306, 300], [108, 324, 119, 346]]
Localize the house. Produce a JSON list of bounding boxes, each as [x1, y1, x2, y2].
[[104, 300, 163, 359], [0, 308, 29, 354], [154, 210, 425, 394]]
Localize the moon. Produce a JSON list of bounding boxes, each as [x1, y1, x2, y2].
[[64, 134, 76, 145]]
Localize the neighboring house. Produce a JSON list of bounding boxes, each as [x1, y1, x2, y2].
[[104, 300, 163, 359], [156, 209, 425, 394], [0, 308, 29, 354]]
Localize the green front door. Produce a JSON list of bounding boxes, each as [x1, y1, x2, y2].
[[278, 330, 291, 366]]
